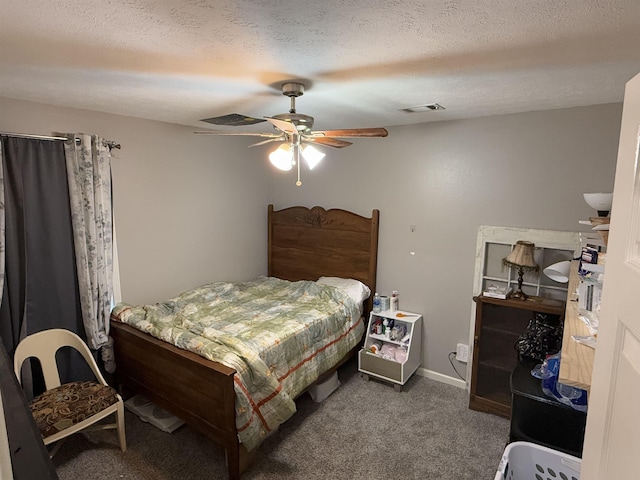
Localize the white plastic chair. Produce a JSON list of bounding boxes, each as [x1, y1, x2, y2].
[[13, 329, 126, 456]]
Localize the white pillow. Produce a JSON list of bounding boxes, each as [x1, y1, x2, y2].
[[317, 277, 371, 304]]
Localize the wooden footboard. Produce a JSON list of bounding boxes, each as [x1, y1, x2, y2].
[[110, 321, 245, 480], [111, 319, 360, 479]]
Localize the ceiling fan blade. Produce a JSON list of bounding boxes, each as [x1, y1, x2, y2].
[[200, 113, 266, 126], [310, 137, 353, 148], [193, 131, 280, 138], [312, 128, 388, 138], [265, 117, 299, 135], [249, 137, 285, 147]]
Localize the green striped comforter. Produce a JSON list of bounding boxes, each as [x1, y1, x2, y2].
[[111, 276, 364, 451]]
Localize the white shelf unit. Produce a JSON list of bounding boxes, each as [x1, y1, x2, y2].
[[358, 310, 422, 392]]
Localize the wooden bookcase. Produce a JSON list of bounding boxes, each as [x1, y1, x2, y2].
[[469, 295, 565, 418]]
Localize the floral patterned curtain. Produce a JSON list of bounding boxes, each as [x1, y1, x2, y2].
[[64, 134, 114, 368]]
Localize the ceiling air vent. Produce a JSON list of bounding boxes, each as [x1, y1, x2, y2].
[[401, 103, 445, 113]]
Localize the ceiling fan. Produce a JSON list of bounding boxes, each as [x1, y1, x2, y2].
[[194, 82, 388, 186]]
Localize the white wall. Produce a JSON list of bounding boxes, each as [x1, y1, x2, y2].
[[0, 97, 622, 380], [0, 97, 270, 305], [268, 103, 622, 379]]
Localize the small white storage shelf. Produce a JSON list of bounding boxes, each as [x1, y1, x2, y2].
[[358, 310, 422, 392]]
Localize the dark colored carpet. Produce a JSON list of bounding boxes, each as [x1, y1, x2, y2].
[[53, 358, 509, 479]]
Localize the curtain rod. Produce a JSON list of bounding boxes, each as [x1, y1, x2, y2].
[[0, 131, 121, 149]]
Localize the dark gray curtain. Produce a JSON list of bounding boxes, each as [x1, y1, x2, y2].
[[0, 136, 92, 390]]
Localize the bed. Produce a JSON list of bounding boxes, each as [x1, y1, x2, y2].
[[110, 204, 379, 480]]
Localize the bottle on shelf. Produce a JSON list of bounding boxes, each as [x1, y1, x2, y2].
[[373, 292, 381, 313], [383, 318, 389, 336], [390, 291, 399, 311]]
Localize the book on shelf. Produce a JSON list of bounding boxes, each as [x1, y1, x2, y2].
[[482, 285, 512, 299]]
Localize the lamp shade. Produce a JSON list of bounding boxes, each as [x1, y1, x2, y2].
[[543, 260, 571, 283], [269, 144, 293, 171], [583, 193, 613, 217], [503, 241, 539, 271], [301, 144, 325, 170]]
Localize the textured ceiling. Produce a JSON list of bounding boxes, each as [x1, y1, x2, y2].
[[1, 0, 640, 132]]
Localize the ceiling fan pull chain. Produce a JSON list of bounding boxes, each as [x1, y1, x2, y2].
[[296, 145, 302, 186]]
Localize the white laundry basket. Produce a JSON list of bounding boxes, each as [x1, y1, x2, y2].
[[494, 441, 582, 480]]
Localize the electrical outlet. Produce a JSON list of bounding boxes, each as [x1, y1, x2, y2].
[[456, 343, 469, 363]]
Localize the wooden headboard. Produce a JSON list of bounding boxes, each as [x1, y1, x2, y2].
[[268, 204, 379, 315]]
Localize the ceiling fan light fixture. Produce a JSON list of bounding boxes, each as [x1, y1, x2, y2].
[[269, 144, 293, 171], [301, 145, 325, 170]]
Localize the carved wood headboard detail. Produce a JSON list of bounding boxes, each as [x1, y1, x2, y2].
[[267, 204, 379, 316]]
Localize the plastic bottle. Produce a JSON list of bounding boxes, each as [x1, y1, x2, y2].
[[390, 291, 399, 312], [383, 318, 389, 335], [373, 292, 381, 313]]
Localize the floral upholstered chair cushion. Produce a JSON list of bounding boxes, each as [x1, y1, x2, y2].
[[29, 381, 119, 439]]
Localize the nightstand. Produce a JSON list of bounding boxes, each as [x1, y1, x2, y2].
[[358, 310, 422, 392]]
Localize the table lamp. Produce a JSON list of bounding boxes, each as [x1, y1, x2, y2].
[[503, 240, 539, 300], [543, 260, 571, 284]]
